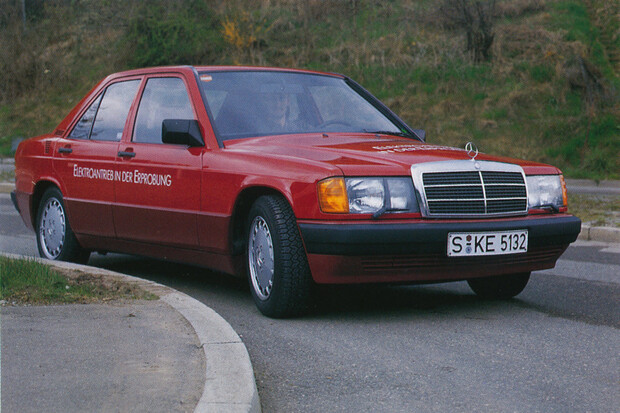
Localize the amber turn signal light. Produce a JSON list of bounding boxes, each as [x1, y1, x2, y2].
[[318, 177, 349, 213], [560, 175, 568, 207]]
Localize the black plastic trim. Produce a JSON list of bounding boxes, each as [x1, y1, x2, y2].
[[10, 190, 19, 214], [299, 215, 582, 256], [162, 119, 204, 147], [118, 151, 136, 158], [343, 76, 422, 142]]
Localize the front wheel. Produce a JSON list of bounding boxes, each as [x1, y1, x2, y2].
[[467, 272, 530, 300], [36, 187, 90, 264], [246, 195, 313, 318]]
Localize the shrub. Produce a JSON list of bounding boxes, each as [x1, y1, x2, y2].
[[119, 1, 223, 68], [437, 0, 497, 63], [530, 64, 554, 83]]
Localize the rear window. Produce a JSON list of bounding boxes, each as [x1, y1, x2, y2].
[[90, 80, 140, 141]]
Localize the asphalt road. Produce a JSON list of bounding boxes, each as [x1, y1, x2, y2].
[[1, 193, 619, 412]]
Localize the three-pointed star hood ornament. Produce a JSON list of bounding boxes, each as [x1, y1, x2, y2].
[[465, 141, 479, 160], [465, 142, 481, 169]]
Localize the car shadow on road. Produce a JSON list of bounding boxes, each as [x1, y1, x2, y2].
[[88, 252, 523, 321], [307, 283, 518, 320], [85, 253, 620, 328], [88, 252, 249, 292]]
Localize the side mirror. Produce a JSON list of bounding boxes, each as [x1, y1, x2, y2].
[[162, 119, 204, 147], [412, 129, 426, 142]]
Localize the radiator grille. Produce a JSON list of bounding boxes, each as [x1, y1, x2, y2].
[[417, 166, 528, 217]]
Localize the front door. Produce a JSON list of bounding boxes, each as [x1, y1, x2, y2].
[[113, 76, 203, 249]]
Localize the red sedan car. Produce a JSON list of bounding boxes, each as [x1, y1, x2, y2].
[[13, 66, 581, 317]]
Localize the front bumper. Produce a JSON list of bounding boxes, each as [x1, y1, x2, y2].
[[298, 214, 581, 284]]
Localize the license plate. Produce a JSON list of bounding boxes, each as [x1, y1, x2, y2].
[[448, 230, 528, 257]]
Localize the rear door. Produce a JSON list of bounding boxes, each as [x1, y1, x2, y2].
[[54, 78, 141, 237], [113, 75, 203, 248]]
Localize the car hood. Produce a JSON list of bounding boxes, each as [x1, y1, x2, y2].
[[224, 133, 557, 176]]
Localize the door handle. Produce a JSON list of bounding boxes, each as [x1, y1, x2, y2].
[[58, 147, 72, 154], [118, 151, 136, 158]]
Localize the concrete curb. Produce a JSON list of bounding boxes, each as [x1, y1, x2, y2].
[[577, 224, 620, 243], [1, 253, 261, 413]]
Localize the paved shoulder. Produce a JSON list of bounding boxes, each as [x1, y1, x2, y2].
[[565, 179, 620, 195], [1, 253, 261, 413], [2, 301, 204, 412]]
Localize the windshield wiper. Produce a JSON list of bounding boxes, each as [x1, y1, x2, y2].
[[364, 130, 412, 138]]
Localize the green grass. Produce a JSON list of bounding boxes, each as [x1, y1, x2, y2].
[[549, 0, 613, 78], [0, 257, 157, 305], [0, 169, 15, 182], [484, 107, 509, 120], [530, 64, 554, 83], [569, 193, 620, 228], [547, 113, 620, 180]]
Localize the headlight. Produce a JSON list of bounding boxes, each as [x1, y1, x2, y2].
[[318, 177, 418, 215], [346, 178, 385, 213], [527, 175, 567, 210]]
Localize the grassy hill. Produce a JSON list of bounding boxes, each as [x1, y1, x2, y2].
[[1, 0, 617, 179]]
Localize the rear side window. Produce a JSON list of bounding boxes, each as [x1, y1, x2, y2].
[[90, 80, 140, 141], [68, 94, 102, 140], [133, 77, 194, 144]]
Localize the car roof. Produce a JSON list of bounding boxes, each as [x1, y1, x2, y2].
[[53, 65, 347, 137], [107, 65, 344, 80]]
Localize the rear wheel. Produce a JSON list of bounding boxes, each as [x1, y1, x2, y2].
[[246, 195, 312, 318], [36, 187, 90, 264], [467, 272, 530, 300]]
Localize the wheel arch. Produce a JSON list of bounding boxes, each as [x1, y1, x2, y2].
[[229, 186, 294, 256], [30, 180, 61, 229]]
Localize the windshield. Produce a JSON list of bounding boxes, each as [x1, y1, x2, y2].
[[199, 71, 409, 141]]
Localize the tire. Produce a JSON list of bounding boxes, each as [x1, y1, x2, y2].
[[36, 187, 90, 264], [246, 195, 313, 318], [467, 272, 530, 300]]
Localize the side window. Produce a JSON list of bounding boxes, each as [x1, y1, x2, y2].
[[90, 80, 140, 142], [134, 77, 194, 144], [67, 94, 102, 140]]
